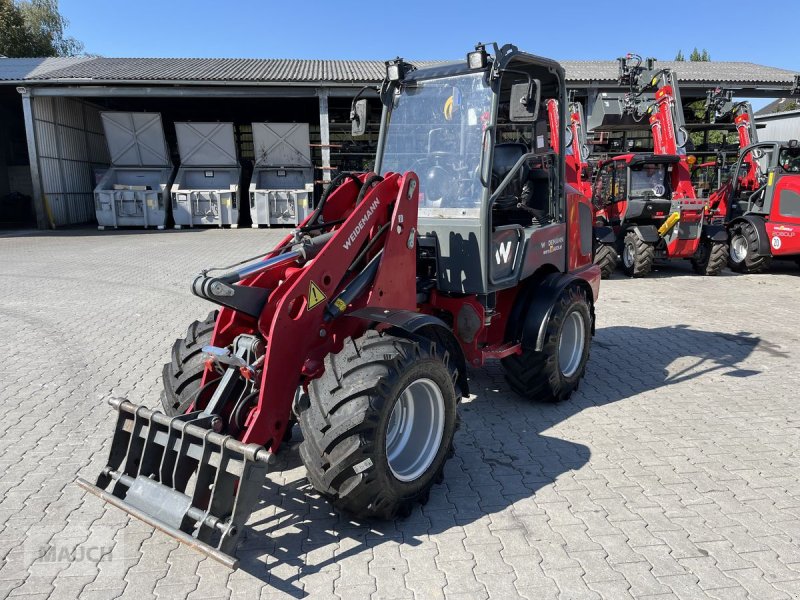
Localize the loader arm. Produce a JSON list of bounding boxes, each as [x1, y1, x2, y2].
[[201, 172, 420, 451]]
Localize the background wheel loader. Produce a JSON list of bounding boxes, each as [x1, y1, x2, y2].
[[588, 54, 728, 278], [79, 43, 601, 567]]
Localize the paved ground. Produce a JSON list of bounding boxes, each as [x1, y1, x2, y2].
[[1, 227, 799, 600]]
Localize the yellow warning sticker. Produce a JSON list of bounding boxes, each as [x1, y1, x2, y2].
[[307, 281, 327, 310]]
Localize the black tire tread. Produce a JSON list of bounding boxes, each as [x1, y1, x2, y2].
[[730, 222, 772, 274], [594, 243, 618, 279], [501, 286, 591, 403], [160, 311, 217, 415], [297, 330, 457, 520], [622, 232, 655, 277], [691, 240, 729, 276]]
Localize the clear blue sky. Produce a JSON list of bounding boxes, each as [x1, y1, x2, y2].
[[60, 0, 799, 74]]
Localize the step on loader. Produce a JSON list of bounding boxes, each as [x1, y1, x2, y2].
[[79, 43, 601, 567]]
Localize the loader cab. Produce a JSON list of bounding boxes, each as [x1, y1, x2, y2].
[[591, 154, 676, 222], [728, 142, 778, 218], [374, 44, 575, 294], [727, 141, 800, 222]]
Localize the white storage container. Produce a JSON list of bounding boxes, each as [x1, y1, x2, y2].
[[171, 122, 241, 228], [249, 123, 313, 227], [94, 112, 174, 229]]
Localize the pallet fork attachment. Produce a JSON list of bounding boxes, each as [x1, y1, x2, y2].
[[77, 398, 271, 568]]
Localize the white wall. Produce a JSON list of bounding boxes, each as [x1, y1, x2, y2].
[[755, 111, 800, 143]]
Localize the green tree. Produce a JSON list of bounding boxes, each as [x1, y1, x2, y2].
[[675, 50, 685, 61], [0, 0, 83, 57], [687, 48, 710, 62], [0, 0, 28, 55]]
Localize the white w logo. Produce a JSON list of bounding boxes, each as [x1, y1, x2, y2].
[[495, 241, 513, 265]]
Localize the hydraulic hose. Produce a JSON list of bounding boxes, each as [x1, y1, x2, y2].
[[303, 172, 362, 232]]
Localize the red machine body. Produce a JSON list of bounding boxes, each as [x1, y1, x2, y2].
[[82, 43, 602, 567]]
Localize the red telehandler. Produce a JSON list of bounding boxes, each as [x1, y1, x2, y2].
[[79, 43, 601, 567], [589, 55, 728, 278], [691, 88, 759, 200]]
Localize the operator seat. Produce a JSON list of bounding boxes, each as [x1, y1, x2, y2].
[[491, 143, 527, 193], [491, 143, 530, 228]]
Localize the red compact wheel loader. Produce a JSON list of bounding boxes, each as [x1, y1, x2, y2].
[[79, 43, 601, 567], [589, 55, 728, 278], [696, 87, 800, 272], [712, 139, 800, 272]]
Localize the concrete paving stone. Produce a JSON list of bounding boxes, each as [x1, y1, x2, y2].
[[724, 567, 793, 599], [677, 556, 739, 590], [738, 550, 800, 583], [405, 575, 447, 600], [585, 578, 635, 599]]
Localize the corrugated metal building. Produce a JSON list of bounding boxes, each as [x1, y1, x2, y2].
[[755, 98, 800, 142], [1, 55, 797, 229]]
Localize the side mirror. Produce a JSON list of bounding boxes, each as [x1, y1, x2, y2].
[[351, 99, 368, 137], [510, 79, 541, 122]]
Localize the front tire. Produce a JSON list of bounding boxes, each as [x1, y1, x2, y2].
[[621, 231, 655, 277], [502, 286, 592, 403], [729, 222, 772, 273], [594, 242, 619, 279], [691, 239, 729, 276], [161, 311, 217, 416], [297, 331, 459, 520]]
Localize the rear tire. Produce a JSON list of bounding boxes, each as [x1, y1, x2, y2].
[[594, 243, 618, 279], [621, 231, 655, 277], [691, 239, 729, 276], [297, 330, 459, 520], [160, 311, 217, 416], [502, 286, 592, 403], [729, 222, 772, 273]]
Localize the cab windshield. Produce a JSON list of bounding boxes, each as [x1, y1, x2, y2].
[[380, 72, 493, 217], [630, 164, 667, 197]]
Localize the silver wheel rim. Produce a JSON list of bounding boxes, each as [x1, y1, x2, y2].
[[623, 242, 635, 268], [386, 378, 445, 482], [558, 311, 586, 378], [730, 235, 748, 264]]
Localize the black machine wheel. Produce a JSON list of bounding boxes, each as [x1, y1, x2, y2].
[[621, 231, 655, 277], [501, 286, 592, 403], [297, 330, 459, 520], [691, 239, 729, 276], [593, 243, 619, 279], [161, 311, 218, 416], [729, 222, 772, 273]]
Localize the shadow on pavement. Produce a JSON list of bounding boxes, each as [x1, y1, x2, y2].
[[231, 325, 780, 595]]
